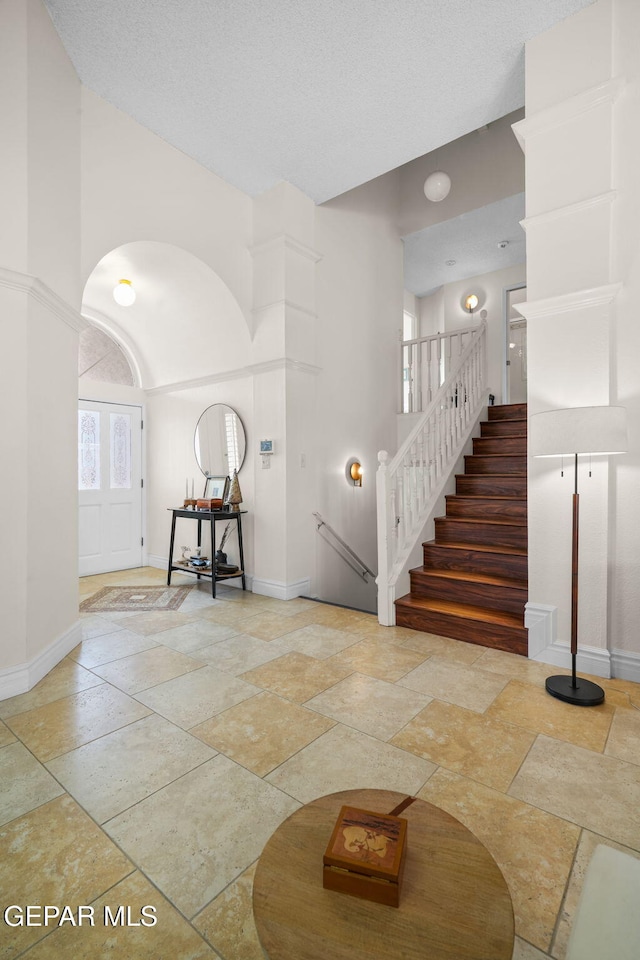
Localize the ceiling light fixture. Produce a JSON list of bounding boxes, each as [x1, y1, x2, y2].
[[423, 171, 451, 202], [113, 278, 136, 306]]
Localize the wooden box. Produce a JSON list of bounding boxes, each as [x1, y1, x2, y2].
[[323, 805, 408, 907], [196, 498, 223, 510]]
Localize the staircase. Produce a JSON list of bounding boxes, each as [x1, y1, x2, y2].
[[395, 403, 528, 656]]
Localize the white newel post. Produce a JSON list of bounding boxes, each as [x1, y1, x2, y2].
[[376, 450, 395, 625]]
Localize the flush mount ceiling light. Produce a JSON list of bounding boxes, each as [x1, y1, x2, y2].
[[113, 278, 136, 306], [464, 294, 479, 313], [423, 171, 451, 202]]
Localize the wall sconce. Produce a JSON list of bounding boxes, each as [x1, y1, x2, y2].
[[346, 458, 363, 487], [113, 278, 136, 306], [464, 293, 479, 314]]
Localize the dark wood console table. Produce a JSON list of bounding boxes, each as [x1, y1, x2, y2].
[[167, 508, 246, 598]]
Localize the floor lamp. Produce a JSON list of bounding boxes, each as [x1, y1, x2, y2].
[[530, 405, 627, 707]]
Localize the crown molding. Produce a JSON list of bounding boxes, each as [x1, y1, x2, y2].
[[249, 233, 322, 263], [520, 191, 616, 232], [515, 282, 622, 320], [512, 76, 626, 150], [146, 356, 321, 396], [252, 298, 318, 321], [0, 267, 87, 332]]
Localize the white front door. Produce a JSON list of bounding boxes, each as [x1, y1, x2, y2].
[[78, 400, 143, 576]]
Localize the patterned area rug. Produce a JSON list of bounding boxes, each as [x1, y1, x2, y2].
[[80, 585, 193, 613]]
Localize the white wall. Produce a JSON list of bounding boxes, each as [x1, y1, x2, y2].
[[145, 380, 254, 578], [315, 175, 403, 611], [80, 87, 253, 322], [417, 263, 526, 405], [397, 110, 525, 238], [610, 0, 640, 657]]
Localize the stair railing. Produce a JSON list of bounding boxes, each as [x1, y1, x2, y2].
[[313, 512, 376, 583], [401, 322, 479, 413], [377, 321, 488, 625]]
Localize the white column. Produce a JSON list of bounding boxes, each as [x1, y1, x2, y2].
[[250, 183, 321, 599], [0, 0, 83, 697], [515, 0, 622, 674]]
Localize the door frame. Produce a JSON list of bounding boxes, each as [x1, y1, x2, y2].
[[78, 395, 147, 573], [502, 282, 527, 404]]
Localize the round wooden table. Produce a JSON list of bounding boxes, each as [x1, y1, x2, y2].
[[253, 789, 514, 960]]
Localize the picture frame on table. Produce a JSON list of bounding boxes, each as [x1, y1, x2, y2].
[[203, 475, 230, 501]]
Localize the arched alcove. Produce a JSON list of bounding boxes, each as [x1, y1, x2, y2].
[[82, 240, 252, 390], [79, 240, 255, 579]]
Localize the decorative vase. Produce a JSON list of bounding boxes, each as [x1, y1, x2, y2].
[[215, 550, 227, 564], [225, 469, 243, 512]]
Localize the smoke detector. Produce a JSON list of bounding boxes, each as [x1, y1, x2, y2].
[[497, 240, 509, 249]]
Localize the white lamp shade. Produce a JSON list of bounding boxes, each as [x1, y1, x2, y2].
[[423, 171, 451, 202], [530, 405, 627, 458]]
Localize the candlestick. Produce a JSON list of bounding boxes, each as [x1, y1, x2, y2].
[[186, 478, 188, 498], [191, 478, 194, 498]]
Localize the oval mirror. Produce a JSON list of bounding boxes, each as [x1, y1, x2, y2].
[[194, 404, 246, 477]]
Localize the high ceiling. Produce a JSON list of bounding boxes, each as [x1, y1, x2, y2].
[[44, 0, 593, 204]]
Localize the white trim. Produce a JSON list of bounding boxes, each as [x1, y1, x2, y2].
[[512, 77, 625, 149], [252, 298, 318, 322], [0, 267, 87, 332], [515, 282, 621, 321], [610, 649, 640, 684], [0, 621, 82, 701], [533, 640, 611, 679], [526, 608, 640, 681], [250, 234, 322, 264], [519, 191, 616, 233], [146, 356, 321, 396], [81, 307, 145, 388], [525, 602, 556, 659], [252, 577, 311, 601]]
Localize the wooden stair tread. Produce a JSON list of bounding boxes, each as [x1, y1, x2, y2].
[[446, 494, 527, 501], [455, 473, 527, 479], [436, 516, 526, 527], [395, 595, 524, 627], [467, 453, 526, 459], [423, 539, 527, 557], [411, 568, 527, 589]]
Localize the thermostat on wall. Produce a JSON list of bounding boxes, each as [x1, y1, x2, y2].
[[260, 440, 274, 454]]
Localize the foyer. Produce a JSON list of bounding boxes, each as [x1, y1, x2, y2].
[[2, 568, 640, 959]]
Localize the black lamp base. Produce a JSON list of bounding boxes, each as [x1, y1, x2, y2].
[[545, 674, 605, 707]]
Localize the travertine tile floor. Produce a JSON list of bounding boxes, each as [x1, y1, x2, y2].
[[2, 566, 640, 959]]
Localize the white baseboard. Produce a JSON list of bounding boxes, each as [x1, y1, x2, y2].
[[533, 639, 612, 679], [148, 554, 168, 571], [610, 649, 640, 684], [525, 601, 640, 681], [526, 601, 611, 677], [252, 577, 311, 601], [0, 620, 83, 701]]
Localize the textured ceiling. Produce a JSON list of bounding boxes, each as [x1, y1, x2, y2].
[[403, 193, 526, 297], [43, 0, 593, 204]]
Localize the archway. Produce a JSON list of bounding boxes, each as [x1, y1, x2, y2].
[[78, 241, 253, 576]]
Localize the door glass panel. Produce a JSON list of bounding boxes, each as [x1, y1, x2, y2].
[[78, 409, 101, 490], [110, 413, 132, 489]]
